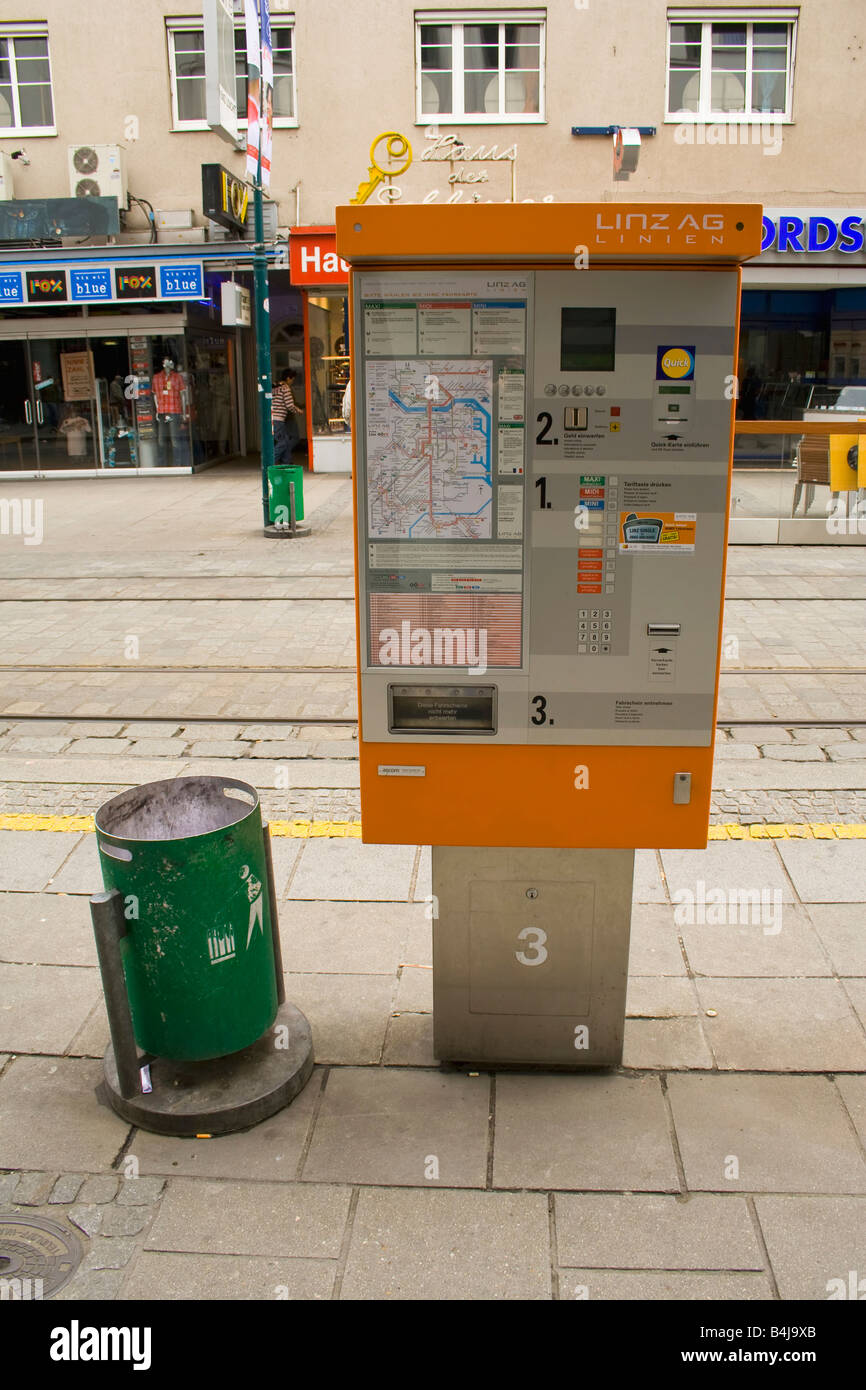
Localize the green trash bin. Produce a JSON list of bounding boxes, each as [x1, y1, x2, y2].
[[94, 776, 279, 1062], [267, 463, 305, 525]]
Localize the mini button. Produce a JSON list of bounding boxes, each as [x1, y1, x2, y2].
[[544, 383, 557, 396], [571, 384, 583, 396], [596, 385, 607, 396], [558, 384, 570, 397]]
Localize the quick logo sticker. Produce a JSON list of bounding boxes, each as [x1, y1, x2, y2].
[[656, 346, 695, 380]]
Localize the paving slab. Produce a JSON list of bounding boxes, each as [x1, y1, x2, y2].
[[667, 1074, 866, 1194], [695, 977, 866, 1071], [266, 836, 304, 897], [633, 850, 668, 903], [302, 1068, 489, 1188], [130, 1069, 324, 1181], [286, 839, 418, 902], [627, 904, 688, 976], [679, 906, 832, 978], [842, 976, 866, 1031], [626, 977, 697, 1017], [622, 1018, 714, 1069], [340, 1187, 551, 1300], [557, 1270, 772, 1300], [413, 845, 432, 902], [66, 998, 110, 1057], [277, 901, 415, 975], [0, 1055, 129, 1171], [660, 842, 796, 906], [754, 1195, 866, 1300], [0, 891, 97, 966], [144, 1180, 351, 1258], [283, 972, 394, 1064], [404, 911, 433, 969], [121, 1251, 336, 1300], [806, 905, 866, 976], [493, 1074, 679, 1192], [0, 962, 102, 1053], [43, 834, 103, 896], [776, 840, 866, 902], [554, 1193, 763, 1269], [395, 964, 433, 1013], [712, 761, 866, 791], [0, 830, 83, 892], [383, 1013, 436, 1066], [834, 1075, 866, 1148]]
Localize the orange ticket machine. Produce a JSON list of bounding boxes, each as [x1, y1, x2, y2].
[[337, 203, 762, 1065]]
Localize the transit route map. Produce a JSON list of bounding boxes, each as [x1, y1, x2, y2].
[[366, 358, 493, 541]]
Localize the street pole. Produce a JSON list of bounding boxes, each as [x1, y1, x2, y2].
[[253, 177, 273, 529]]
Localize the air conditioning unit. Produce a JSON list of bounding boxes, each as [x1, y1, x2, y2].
[[0, 152, 15, 202], [68, 144, 127, 205]]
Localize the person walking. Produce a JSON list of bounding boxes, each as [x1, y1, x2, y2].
[[272, 368, 304, 465]]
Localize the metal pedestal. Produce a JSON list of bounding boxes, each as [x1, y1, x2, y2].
[[432, 846, 634, 1067]]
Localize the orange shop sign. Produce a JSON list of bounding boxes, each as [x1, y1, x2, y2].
[[289, 228, 349, 285]]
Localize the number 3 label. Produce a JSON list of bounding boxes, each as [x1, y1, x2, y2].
[[516, 926, 548, 966]]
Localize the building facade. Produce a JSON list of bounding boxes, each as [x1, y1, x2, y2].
[[1, 1, 864, 519]]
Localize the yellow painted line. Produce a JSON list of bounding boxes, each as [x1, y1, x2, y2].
[[0, 813, 864, 843], [706, 822, 866, 841]]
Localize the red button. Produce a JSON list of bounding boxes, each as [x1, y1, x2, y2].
[[577, 584, 602, 593], [610, 406, 621, 417]]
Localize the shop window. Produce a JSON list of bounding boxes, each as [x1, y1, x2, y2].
[[416, 11, 545, 123], [0, 25, 56, 134], [666, 9, 797, 121], [308, 295, 349, 436], [167, 19, 297, 130]]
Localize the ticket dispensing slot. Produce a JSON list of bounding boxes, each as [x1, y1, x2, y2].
[[388, 686, 498, 735], [647, 623, 682, 637]]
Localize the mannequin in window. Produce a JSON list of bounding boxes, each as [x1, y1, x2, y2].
[[152, 356, 187, 466]]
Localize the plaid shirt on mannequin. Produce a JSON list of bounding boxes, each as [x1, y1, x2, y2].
[[152, 370, 184, 415]]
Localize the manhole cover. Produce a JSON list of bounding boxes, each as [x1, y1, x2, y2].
[[0, 1215, 82, 1299]]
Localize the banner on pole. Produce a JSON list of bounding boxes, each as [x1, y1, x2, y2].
[[260, 0, 273, 190], [245, 0, 261, 182]]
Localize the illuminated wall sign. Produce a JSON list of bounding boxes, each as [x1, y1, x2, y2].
[[201, 162, 250, 232], [115, 266, 157, 300], [0, 271, 23, 303], [0, 260, 205, 306], [761, 210, 866, 256], [26, 270, 67, 303], [159, 263, 205, 298], [70, 267, 112, 302], [289, 228, 350, 285]]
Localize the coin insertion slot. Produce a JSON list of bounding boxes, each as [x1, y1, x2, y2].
[[646, 622, 681, 636], [388, 685, 497, 734]]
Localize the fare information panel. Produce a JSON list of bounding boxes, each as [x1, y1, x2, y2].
[[353, 268, 738, 747], [358, 273, 531, 676]]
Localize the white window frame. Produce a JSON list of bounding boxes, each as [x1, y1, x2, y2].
[[415, 9, 546, 125], [166, 16, 298, 132], [0, 22, 56, 137], [665, 8, 797, 123]]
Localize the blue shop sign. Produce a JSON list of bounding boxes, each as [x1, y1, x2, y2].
[[0, 271, 23, 303], [761, 212, 866, 255]]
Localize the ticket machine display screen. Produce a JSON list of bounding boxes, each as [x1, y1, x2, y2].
[[352, 267, 738, 750], [560, 307, 616, 372]]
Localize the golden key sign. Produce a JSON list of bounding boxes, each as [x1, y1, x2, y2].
[[351, 132, 414, 206]]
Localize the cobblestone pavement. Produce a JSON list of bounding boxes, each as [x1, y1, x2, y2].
[[0, 719, 863, 823]]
